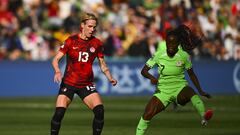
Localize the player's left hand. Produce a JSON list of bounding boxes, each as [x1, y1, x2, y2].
[[199, 91, 211, 99], [110, 78, 117, 86]]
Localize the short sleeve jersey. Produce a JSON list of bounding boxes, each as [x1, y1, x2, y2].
[[146, 41, 192, 92], [59, 34, 104, 88]]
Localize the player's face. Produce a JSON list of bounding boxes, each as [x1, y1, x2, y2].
[[166, 35, 179, 57], [81, 19, 97, 38]]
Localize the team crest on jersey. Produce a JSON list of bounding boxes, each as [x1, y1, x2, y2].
[[176, 61, 183, 66], [90, 47, 96, 53]]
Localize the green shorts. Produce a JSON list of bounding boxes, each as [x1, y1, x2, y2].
[[153, 85, 185, 107]]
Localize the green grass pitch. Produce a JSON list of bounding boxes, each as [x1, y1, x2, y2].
[[0, 95, 240, 135]]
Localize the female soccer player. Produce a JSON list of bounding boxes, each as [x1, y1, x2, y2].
[[136, 25, 213, 135], [50, 12, 117, 135]]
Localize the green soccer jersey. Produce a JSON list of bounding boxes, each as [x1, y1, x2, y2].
[[146, 41, 192, 93]]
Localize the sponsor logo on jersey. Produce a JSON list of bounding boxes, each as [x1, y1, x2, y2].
[[72, 46, 78, 49]]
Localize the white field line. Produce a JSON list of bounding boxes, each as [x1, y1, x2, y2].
[[0, 103, 239, 112]]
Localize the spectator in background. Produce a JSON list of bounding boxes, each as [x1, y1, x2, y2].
[[0, 0, 20, 60], [121, 8, 138, 51], [63, 5, 80, 34], [224, 34, 235, 60], [47, 0, 61, 27], [15, 6, 33, 30], [146, 36, 158, 57], [128, 34, 148, 57], [1, 0, 240, 61], [3, 30, 23, 60]]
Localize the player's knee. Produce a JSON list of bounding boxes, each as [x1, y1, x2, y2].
[[52, 107, 66, 122], [143, 110, 155, 120], [178, 97, 190, 106], [178, 86, 195, 105], [93, 105, 104, 120]]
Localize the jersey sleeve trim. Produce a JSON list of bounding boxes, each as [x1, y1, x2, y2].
[[146, 63, 154, 68]]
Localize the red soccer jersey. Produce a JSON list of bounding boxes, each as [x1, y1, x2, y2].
[[59, 34, 104, 88]]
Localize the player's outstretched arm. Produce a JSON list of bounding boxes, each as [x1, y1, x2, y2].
[[52, 51, 64, 84], [187, 68, 211, 98], [98, 57, 117, 86]]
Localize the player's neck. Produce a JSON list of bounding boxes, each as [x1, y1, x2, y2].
[[78, 33, 88, 40]]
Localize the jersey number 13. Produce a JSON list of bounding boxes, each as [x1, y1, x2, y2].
[[78, 51, 89, 62]]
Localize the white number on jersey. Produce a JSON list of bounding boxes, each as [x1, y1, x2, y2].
[[78, 52, 89, 62]]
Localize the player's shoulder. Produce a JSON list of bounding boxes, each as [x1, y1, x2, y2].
[[64, 34, 78, 44], [89, 36, 103, 48], [91, 36, 103, 44], [67, 34, 78, 40], [178, 46, 190, 59], [179, 46, 189, 56]]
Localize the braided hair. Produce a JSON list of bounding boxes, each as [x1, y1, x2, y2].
[[175, 24, 203, 54]]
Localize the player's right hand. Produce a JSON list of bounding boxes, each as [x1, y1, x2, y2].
[[54, 72, 62, 84]]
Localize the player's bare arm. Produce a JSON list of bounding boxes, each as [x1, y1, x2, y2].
[[141, 65, 158, 85], [52, 51, 64, 83], [98, 57, 117, 86], [187, 68, 211, 98]]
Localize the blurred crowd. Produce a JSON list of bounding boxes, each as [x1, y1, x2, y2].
[[0, 0, 240, 61]]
